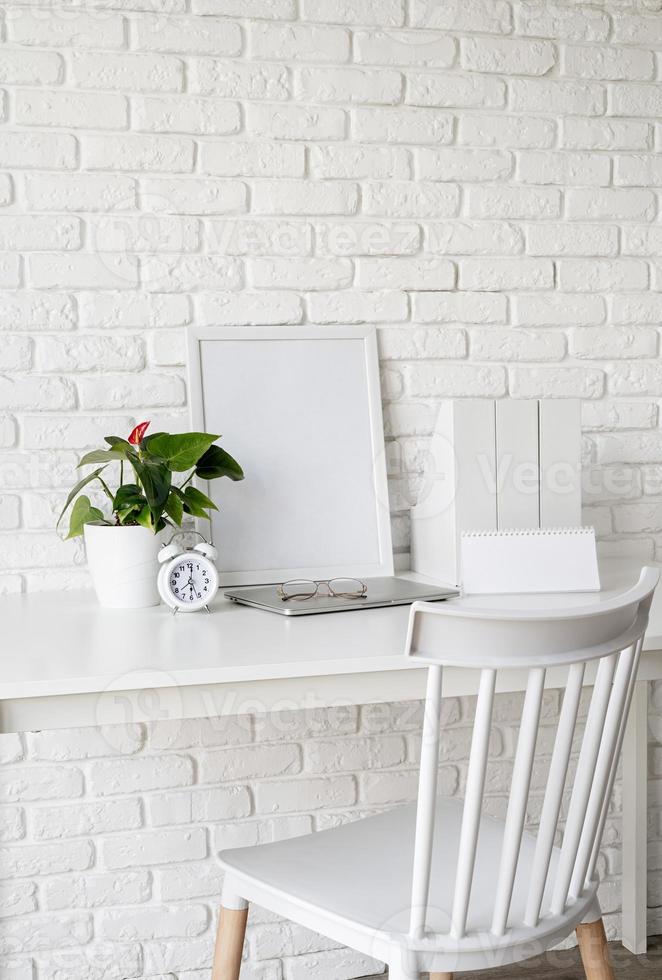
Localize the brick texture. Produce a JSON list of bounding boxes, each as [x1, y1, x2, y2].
[[2, 691, 660, 976], [2, 0, 662, 976]]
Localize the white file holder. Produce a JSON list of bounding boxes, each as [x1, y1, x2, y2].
[[410, 399, 582, 586], [460, 526, 600, 595]]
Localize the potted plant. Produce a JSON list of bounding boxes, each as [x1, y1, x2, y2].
[[58, 421, 244, 608]]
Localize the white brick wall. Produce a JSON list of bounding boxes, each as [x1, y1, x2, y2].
[[3, 689, 659, 980], [2, 0, 662, 975]]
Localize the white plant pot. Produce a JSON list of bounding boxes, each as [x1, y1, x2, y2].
[[84, 524, 164, 609]]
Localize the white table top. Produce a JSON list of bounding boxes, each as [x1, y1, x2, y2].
[[1, 559, 661, 703], [2, 559, 655, 958]]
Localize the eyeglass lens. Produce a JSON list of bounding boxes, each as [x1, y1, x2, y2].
[[279, 578, 367, 600]]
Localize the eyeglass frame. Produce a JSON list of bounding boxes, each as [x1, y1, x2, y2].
[[277, 578, 368, 602]]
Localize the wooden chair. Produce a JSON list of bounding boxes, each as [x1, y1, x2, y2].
[[212, 567, 658, 979]]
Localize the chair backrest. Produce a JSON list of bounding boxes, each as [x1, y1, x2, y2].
[[404, 567, 658, 943]]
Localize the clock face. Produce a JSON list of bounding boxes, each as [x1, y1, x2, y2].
[[168, 556, 215, 607]]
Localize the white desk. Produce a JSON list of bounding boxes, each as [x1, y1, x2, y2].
[[1, 559, 660, 954]]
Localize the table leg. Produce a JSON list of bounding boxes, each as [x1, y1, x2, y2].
[[621, 679, 648, 955]]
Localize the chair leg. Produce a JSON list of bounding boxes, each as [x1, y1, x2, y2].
[[576, 919, 615, 980], [212, 905, 249, 980]]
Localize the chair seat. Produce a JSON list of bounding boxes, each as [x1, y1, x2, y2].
[[220, 798, 596, 960]]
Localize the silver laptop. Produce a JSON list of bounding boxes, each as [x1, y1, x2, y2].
[[224, 577, 458, 616]]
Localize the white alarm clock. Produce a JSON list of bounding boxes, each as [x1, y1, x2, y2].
[[157, 531, 219, 613]]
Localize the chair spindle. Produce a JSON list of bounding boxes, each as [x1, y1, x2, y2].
[[450, 668, 496, 939], [409, 664, 444, 939], [551, 653, 618, 916], [570, 645, 638, 900], [491, 667, 546, 936], [588, 638, 643, 883], [524, 661, 585, 927]]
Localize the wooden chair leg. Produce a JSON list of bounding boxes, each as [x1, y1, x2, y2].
[[212, 905, 248, 980], [576, 919, 615, 980]]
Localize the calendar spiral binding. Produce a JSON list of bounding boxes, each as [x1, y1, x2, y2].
[[462, 526, 595, 539]]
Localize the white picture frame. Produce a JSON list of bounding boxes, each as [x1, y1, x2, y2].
[[187, 325, 394, 586]]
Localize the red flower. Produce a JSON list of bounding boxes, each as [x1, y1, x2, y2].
[[128, 421, 150, 445]]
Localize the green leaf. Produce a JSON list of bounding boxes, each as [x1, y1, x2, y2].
[[104, 436, 133, 452], [78, 448, 127, 467], [146, 432, 220, 472], [134, 505, 154, 530], [57, 466, 108, 529], [164, 490, 184, 526], [173, 485, 212, 520], [113, 483, 144, 510], [140, 432, 167, 454], [130, 456, 171, 529], [195, 445, 244, 482], [112, 484, 146, 525], [131, 458, 171, 507], [66, 495, 106, 539], [183, 485, 218, 513], [172, 487, 209, 520]]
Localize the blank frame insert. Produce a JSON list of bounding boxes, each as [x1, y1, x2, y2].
[[187, 326, 393, 585]]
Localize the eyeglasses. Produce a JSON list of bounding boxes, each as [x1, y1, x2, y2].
[[277, 578, 368, 601]]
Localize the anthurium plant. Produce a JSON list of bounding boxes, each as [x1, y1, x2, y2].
[[58, 421, 244, 539]]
